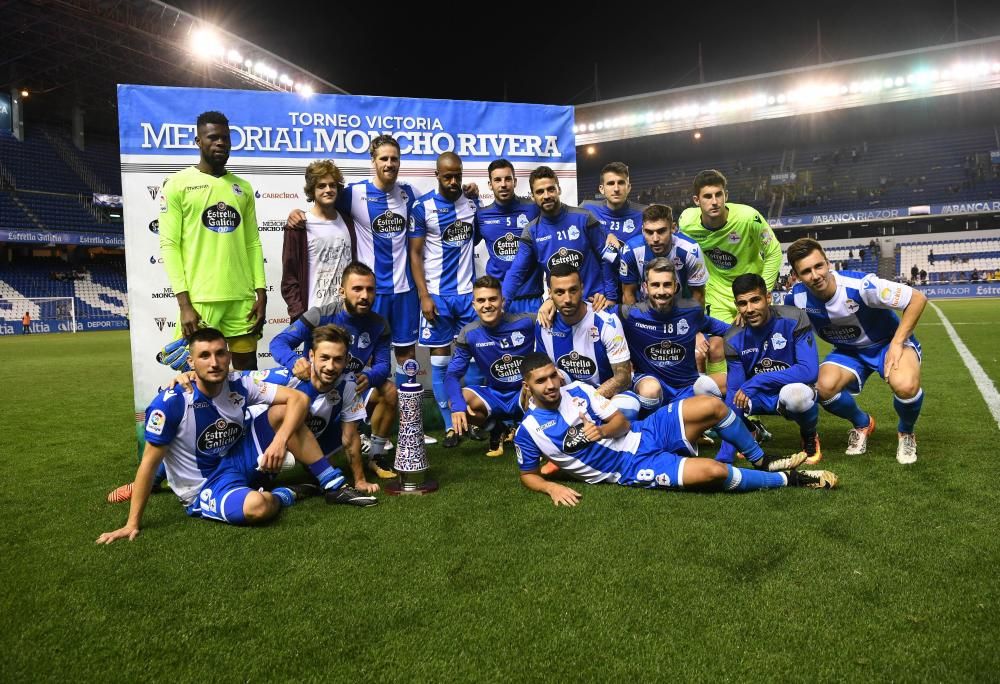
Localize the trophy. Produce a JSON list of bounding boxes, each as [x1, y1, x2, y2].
[[386, 358, 439, 495]]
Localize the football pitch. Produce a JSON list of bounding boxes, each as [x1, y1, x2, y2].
[[2, 299, 999, 681]]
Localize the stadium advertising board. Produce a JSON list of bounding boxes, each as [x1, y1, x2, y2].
[[0, 92, 11, 134], [117, 84, 575, 420], [916, 283, 1000, 298], [773, 200, 1000, 227], [0, 229, 125, 247]]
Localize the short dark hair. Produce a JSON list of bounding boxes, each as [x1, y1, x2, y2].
[[644, 257, 677, 283], [487, 158, 515, 179], [692, 169, 727, 196], [341, 261, 375, 286], [787, 238, 827, 274], [473, 274, 502, 293], [187, 327, 226, 347], [600, 161, 630, 181], [196, 111, 229, 128], [528, 165, 558, 191], [370, 134, 400, 160], [312, 323, 351, 349], [520, 351, 555, 381], [732, 273, 768, 298], [548, 262, 581, 284], [303, 160, 344, 202], [642, 204, 674, 224]]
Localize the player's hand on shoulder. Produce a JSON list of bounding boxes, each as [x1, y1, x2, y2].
[[167, 370, 197, 392], [95, 526, 140, 545], [537, 298, 556, 328], [353, 372, 370, 394], [286, 209, 307, 230], [462, 182, 479, 198], [590, 293, 611, 313], [548, 483, 582, 507]]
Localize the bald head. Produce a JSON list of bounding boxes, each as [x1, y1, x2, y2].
[[436, 152, 463, 200]]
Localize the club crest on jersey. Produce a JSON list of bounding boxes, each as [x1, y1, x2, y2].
[[655, 472, 671, 486], [443, 220, 473, 243], [567, 226, 580, 240], [517, 214, 529, 228], [373, 210, 406, 235], [771, 333, 787, 350], [490, 353, 524, 382], [358, 332, 371, 349], [677, 319, 689, 335], [197, 419, 243, 455], [146, 409, 166, 435], [202, 202, 241, 233], [548, 248, 583, 270], [589, 326, 599, 342], [326, 389, 341, 405], [557, 352, 597, 379], [493, 233, 520, 261], [229, 392, 244, 407], [421, 327, 432, 339], [623, 219, 636, 234], [752, 358, 791, 374], [727, 232, 741, 244], [706, 247, 737, 270], [511, 331, 525, 347], [845, 300, 860, 313], [232, 183, 243, 196], [644, 340, 686, 366]]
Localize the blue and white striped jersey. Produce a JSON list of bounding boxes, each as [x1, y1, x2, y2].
[[514, 381, 641, 483], [619, 232, 708, 298], [789, 271, 916, 349], [337, 179, 417, 295], [249, 368, 366, 457], [620, 299, 731, 390], [501, 205, 617, 302], [409, 190, 479, 296], [579, 199, 646, 240], [535, 303, 630, 387], [143, 372, 277, 505], [477, 197, 542, 298]]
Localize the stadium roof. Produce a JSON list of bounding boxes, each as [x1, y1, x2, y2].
[[1, 0, 346, 131]]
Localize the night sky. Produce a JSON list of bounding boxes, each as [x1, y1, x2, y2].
[[169, 0, 1000, 104]]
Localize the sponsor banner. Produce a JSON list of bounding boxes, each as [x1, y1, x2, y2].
[[772, 200, 1000, 228], [119, 85, 575, 416], [93, 193, 123, 207], [769, 171, 797, 185], [0, 317, 128, 335], [0, 92, 11, 135], [916, 283, 1000, 299], [0, 229, 124, 247]]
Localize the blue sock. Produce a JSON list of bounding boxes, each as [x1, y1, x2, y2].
[[821, 391, 869, 428], [465, 359, 485, 386], [724, 465, 787, 492], [271, 487, 295, 508], [894, 389, 924, 433], [431, 355, 453, 431], [715, 442, 736, 464], [307, 457, 344, 491], [714, 409, 764, 463], [788, 403, 820, 433]]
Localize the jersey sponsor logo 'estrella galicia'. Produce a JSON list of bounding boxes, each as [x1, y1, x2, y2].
[[821, 324, 862, 342], [442, 220, 474, 244], [547, 247, 583, 270], [557, 351, 598, 379], [197, 419, 243, 455], [562, 424, 591, 454], [201, 202, 241, 233], [372, 210, 406, 235], [306, 414, 328, 435], [492, 232, 520, 261], [752, 358, 791, 374], [706, 247, 737, 269], [644, 340, 686, 366], [490, 353, 524, 382]]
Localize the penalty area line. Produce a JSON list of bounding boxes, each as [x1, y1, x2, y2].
[[929, 302, 1000, 430]]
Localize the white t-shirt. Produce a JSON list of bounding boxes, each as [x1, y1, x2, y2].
[[306, 212, 352, 310]]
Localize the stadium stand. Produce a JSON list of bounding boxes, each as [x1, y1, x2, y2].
[[897, 236, 1000, 283]]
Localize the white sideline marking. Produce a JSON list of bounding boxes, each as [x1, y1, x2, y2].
[[930, 302, 1000, 430]]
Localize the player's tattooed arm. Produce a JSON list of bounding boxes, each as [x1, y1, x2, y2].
[[597, 360, 632, 399]]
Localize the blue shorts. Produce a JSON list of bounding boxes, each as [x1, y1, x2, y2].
[[419, 293, 476, 348], [374, 290, 419, 347], [186, 419, 271, 525], [633, 399, 698, 459], [465, 385, 524, 421], [823, 338, 922, 394], [633, 373, 696, 404], [506, 295, 543, 315], [619, 451, 688, 489]]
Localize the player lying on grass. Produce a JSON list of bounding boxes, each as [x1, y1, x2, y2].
[[718, 273, 823, 465], [96, 328, 375, 544], [786, 238, 926, 464], [514, 353, 837, 506]]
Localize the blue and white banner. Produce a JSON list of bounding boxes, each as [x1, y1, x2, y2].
[[773, 199, 1000, 228], [0, 228, 124, 247], [916, 283, 1000, 299], [0, 317, 129, 336], [118, 84, 575, 417]]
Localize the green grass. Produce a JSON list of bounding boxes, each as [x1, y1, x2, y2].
[[2, 305, 1000, 682]]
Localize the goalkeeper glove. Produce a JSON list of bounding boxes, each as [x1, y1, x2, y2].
[[156, 338, 190, 370]]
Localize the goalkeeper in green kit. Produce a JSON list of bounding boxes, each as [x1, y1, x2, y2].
[[158, 110, 267, 370]]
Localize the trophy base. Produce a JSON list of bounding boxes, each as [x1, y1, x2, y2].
[[385, 471, 439, 496]]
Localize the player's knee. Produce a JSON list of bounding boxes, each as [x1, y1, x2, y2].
[[243, 491, 279, 524], [890, 376, 921, 400], [815, 377, 838, 401], [693, 375, 723, 398], [708, 336, 725, 362], [690, 395, 728, 422], [779, 383, 816, 414], [381, 382, 399, 409], [636, 377, 662, 400]]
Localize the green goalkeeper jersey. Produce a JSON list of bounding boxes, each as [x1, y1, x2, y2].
[[158, 166, 265, 303], [678, 202, 782, 321]]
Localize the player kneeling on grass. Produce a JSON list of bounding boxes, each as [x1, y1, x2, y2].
[[514, 353, 837, 506], [96, 328, 374, 545], [718, 273, 823, 465]]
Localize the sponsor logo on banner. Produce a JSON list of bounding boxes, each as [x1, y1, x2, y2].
[[149, 255, 163, 264], [148, 219, 159, 234], [258, 220, 285, 232], [147, 186, 160, 200], [266, 317, 290, 325], [152, 287, 175, 299], [254, 190, 299, 200], [155, 317, 168, 332], [202, 202, 241, 233]]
